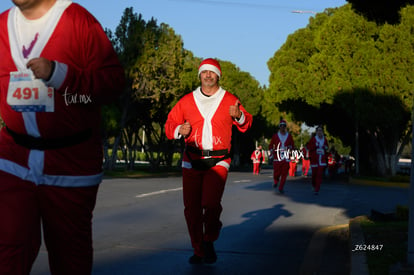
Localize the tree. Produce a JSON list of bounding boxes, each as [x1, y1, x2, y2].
[[346, 0, 414, 24], [266, 4, 414, 176], [128, 21, 186, 170], [106, 7, 189, 171], [103, 7, 147, 170]]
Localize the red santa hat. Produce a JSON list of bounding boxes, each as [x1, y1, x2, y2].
[[279, 119, 287, 126], [198, 58, 222, 79]]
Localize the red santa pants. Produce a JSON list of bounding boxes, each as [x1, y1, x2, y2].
[[302, 159, 310, 176], [311, 165, 325, 192], [0, 171, 98, 275], [289, 162, 297, 176], [272, 161, 290, 191], [182, 165, 228, 257], [253, 162, 260, 174]]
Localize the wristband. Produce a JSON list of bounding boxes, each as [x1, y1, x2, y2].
[[45, 60, 56, 81]]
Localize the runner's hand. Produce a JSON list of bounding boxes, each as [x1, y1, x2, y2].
[[229, 100, 242, 119], [179, 121, 191, 137], [27, 57, 54, 80]]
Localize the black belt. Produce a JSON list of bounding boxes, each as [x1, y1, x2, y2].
[[5, 126, 92, 150], [186, 146, 229, 157]]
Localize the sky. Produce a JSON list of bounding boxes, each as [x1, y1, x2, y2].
[[0, 0, 347, 86]]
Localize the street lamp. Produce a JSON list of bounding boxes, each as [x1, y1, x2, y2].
[[291, 10, 316, 14]]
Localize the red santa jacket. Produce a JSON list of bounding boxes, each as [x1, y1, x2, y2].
[[301, 146, 310, 160], [306, 135, 329, 167], [165, 87, 252, 170], [251, 149, 264, 164], [268, 132, 294, 162], [0, 2, 124, 187]]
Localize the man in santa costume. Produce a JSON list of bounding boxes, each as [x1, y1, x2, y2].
[[301, 145, 311, 177], [306, 126, 329, 195], [251, 145, 264, 175], [165, 58, 252, 264], [0, 0, 124, 274], [268, 119, 294, 194], [289, 153, 299, 177]]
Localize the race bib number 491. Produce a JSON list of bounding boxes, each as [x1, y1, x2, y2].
[[7, 70, 54, 112]]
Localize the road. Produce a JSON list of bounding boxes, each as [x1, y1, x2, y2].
[[30, 168, 409, 275]]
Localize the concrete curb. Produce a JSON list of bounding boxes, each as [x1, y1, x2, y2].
[[300, 226, 332, 274], [300, 224, 349, 275], [300, 218, 370, 275], [349, 217, 370, 275]]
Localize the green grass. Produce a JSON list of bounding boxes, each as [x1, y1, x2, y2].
[[350, 175, 410, 189], [103, 165, 181, 178], [352, 174, 410, 183], [359, 216, 408, 275]]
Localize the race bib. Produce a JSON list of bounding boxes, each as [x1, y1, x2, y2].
[[7, 70, 54, 112]]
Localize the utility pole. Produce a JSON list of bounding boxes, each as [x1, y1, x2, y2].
[[355, 119, 360, 175]]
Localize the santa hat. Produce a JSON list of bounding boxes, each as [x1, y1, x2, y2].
[[198, 58, 222, 79], [279, 119, 287, 126]]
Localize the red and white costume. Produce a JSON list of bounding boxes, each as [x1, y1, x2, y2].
[[268, 131, 294, 192], [327, 150, 341, 178], [165, 87, 252, 169], [307, 135, 329, 193], [165, 86, 252, 258], [289, 154, 299, 176], [251, 148, 264, 175], [0, 1, 124, 273], [301, 146, 311, 176]]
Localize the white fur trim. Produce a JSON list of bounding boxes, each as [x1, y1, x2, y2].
[[198, 64, 221, 78], [45, 61, 68, 90]]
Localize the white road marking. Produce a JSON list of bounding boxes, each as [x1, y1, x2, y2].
[[136, 187, 183, 198]]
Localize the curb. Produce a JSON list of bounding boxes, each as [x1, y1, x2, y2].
[[300, 218, 370, 275], [299, 224, 349, 275]]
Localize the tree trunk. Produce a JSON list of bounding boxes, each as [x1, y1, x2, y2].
[[369, 134, 387, 176], [102, 138, 110, 170], [107, 133, 122, 171]]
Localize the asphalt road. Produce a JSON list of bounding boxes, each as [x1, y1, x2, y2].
[[30, 168, 409, 275]]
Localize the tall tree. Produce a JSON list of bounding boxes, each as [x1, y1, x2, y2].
[[129, 21, 187, 170], [266, 4, 414, 176], [103, 7, 147, 170], [107, 7, 189, 170], [346, 0, 414, 24]]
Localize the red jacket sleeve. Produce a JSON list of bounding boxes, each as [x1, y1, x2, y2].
[[56, 4, 125, 104], [165, 96, 186, 140], [233, 103, 252, 133]]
